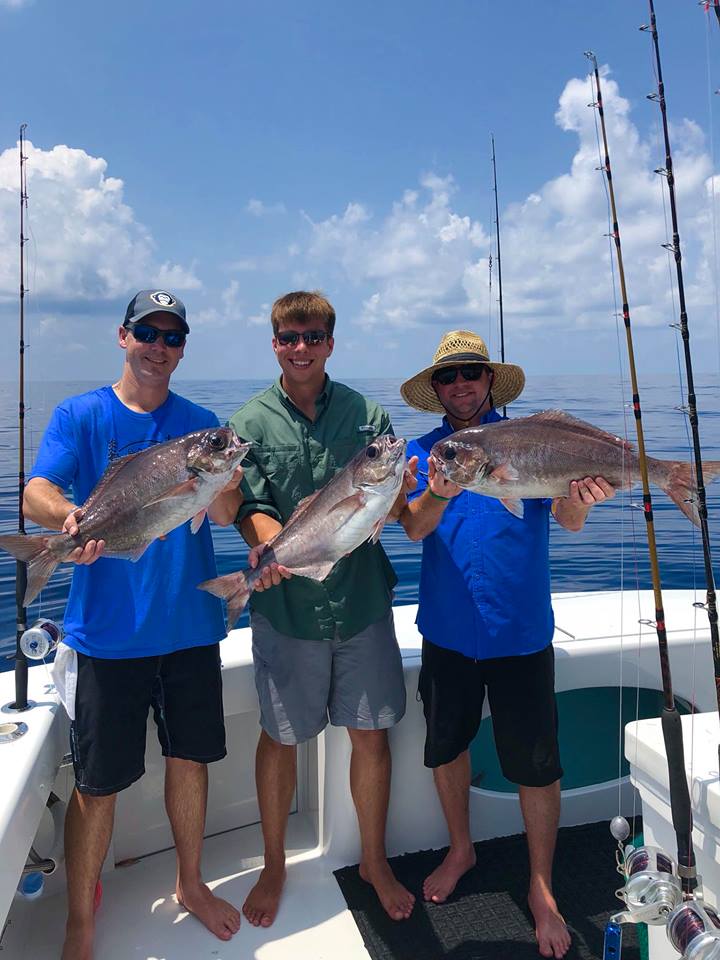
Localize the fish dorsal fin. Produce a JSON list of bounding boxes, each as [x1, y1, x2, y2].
[[295, 489, 322, 514], [83, 451, 142, 507], [522, 411, 633, 451]]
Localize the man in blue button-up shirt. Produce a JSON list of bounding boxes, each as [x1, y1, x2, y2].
[[399, 330, 613, 960]]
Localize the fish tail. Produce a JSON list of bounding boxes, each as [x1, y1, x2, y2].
[[652, 458, 720, 528], [198, 569, 252, 629], [0, 533, 61, 605]]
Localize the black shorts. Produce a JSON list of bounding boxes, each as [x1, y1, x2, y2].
[[70, 643, 226, 796], [418, 639, 563, 787]]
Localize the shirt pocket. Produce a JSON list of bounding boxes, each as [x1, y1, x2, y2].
[[251, 443, 305, 487]]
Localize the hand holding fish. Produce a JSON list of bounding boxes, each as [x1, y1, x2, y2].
[[388, 456, 419, 520], [207, 465, 245, 526], [63, 508, 106, 565], [427, 456, 462, 500], [248, 541, 292, 592], [566, 476, 615, 507]]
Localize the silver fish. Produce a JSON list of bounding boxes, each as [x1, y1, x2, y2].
[[0, 427, 250, 605], [430, 410, 720, 525], [199, 434, 407, 627]]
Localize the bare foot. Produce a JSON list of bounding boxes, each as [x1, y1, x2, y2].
[[177, 881, 241, 941], [423, 845, 476, 903], [61, 918, 94, 960], [242, 864, 286, 927], [359, 859, 415, 921], [528, 882, 571, 959]]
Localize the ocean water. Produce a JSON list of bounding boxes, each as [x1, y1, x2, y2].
[[1, 375, 719, 670]]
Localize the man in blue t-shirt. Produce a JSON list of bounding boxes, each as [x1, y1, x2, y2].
[[398, 330, 614, 960], [24, 291, 244, 959]]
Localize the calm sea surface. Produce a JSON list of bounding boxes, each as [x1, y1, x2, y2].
[[1, 376, 719, 669]]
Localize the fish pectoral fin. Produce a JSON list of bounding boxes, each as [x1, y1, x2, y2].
[[127, 543, 151, 562], [489, 462, 520, 483], [190, 509, 207, 534], [144, 477, 200, 507], [367, 517, 385, 544], [289, 561, 336, 582], [500, 498, 525, 519], [327, 492, 366, 518]]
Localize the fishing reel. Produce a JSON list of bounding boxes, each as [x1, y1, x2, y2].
[[667, 900, 720, 960], [611, 844, 684, 926], [19, 619, 62, 660]]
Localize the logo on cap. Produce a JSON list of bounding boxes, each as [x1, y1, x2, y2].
[[150, 291, 176, 308]]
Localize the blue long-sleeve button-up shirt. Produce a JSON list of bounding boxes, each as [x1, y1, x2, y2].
[[407, 411, 554, 660]]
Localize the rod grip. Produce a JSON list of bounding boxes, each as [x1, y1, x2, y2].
[[661, 707, 696, 880]]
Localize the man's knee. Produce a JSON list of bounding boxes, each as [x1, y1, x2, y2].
[[347, 727, 389, 755]]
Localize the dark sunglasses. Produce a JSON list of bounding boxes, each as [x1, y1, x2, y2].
[[126, 321, 186, 348], [276, 329, 329, 347], [432, 364, 490, 387]]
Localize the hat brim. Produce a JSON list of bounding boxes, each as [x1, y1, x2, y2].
[[124, 307, 189, 334], [400, 359, 525, 414]]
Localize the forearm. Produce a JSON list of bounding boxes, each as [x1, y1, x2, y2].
[[23, 477, 76, 530], [208, 487, 244, 527], [552, 497, 591, 533], [399, 490, 450, 541], [239, 512, 283, 548]]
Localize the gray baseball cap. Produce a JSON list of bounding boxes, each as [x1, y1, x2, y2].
[[123, 290, 189, 333]]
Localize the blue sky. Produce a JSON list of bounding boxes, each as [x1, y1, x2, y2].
[[1, 0, 719, 382]]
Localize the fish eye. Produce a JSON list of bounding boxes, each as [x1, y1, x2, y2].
[[208, 433, 227, 450], [444, 444, 457, 461], [366, 444, 379, 460]]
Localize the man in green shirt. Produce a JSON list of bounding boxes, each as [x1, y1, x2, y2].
[[230, 291, 414, 928]]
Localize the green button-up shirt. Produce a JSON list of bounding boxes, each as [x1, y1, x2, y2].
[[230, 377, 398, 641]]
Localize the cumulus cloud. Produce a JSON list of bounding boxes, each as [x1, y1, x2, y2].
[[0, 141, 200, 304], [192, 279, 243, 328], [302, 176, 490, 329], [249, 65, 717, 355]]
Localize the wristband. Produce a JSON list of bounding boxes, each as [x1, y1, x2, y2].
[[429, 490, 451, 502]]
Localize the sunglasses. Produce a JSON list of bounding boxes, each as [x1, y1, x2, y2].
[[432, 364, 490, 387], [276, 329, 329, 347], [126, 322, 186, 348]]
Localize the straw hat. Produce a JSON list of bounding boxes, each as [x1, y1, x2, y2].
[[400, 330, 525, 414]]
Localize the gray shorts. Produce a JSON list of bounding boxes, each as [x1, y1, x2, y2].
[[250, 609, 407, 745]]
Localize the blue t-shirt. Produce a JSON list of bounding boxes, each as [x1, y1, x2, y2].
[[29, 386, 226, 659], [407, 411, 554, 661]]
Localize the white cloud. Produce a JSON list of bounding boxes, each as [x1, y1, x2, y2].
[[247, 198, 287, 217], [248, 302, 270, 326], [0, 141, 200, 303], [0, 0, 31, 7], [192, 280, 243, 329], [302, 177, 490, 330], [277, 65, 718, 354]]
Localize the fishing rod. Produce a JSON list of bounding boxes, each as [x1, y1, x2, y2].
[[10, 124, 30, 713], [585, 55, 698, 954], [705, 0, 720, 30], [490, 135, 506, 416], [643, 0, 720, 742]]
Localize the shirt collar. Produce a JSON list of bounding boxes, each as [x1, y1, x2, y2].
[[273, 374, 333, 420], [440, 407, 500, 435]]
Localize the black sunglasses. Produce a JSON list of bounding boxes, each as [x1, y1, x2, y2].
[[432, 364, 490, 387], [126, 321, 186, 348], [276, 329, 329, 347]]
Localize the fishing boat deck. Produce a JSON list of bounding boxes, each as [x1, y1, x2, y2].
[[1, 590, 717, 959], [3, 814, 370, 959]]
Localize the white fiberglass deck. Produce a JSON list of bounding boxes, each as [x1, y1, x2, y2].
[[1, 590, 717, 959]]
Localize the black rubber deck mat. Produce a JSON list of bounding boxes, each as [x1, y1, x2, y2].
[[334, 820, 642, 960]]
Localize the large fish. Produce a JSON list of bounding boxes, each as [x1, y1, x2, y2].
[[0, 427, 250, 606], [430, 410, 720, 525], [199, 434, 407, 627]]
